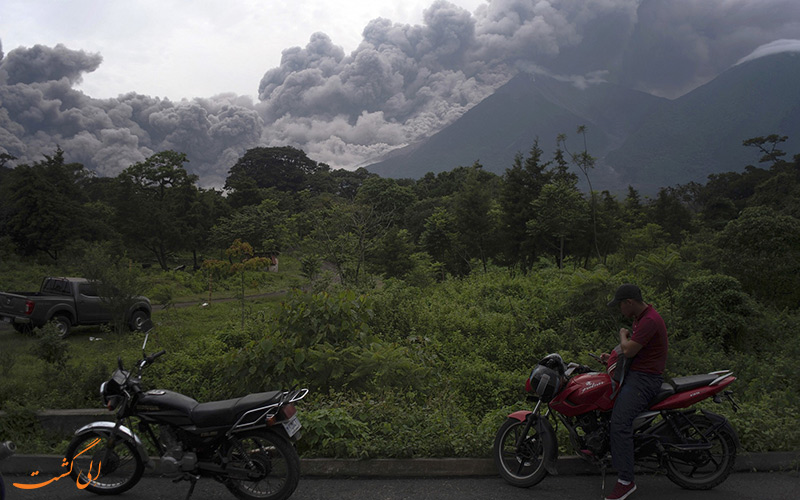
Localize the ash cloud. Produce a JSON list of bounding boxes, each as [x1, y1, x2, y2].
[[617, 0, 800, 97], [0, 43, 263, 185], [1, 0, 799, 184], [0, 44, 102, 85]]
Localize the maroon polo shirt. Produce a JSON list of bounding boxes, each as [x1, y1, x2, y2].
[[630, 304, 668, 375]]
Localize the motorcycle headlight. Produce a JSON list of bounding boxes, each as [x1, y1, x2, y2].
[[100, 375, 125, 410]]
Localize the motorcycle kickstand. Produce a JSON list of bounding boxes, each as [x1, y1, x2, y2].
[[174, 474, 200, 500], [599, 463, 607, 499]]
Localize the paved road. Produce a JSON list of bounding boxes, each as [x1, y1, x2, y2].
[[4, 472, 798, 500]]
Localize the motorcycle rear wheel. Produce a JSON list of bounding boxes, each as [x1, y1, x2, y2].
[[65, 431, 144, 495], [493, 417, 548, 488], [224, 430, 300, 500], [665, 414, 737, 490]]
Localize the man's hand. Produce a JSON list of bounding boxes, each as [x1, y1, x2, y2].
[[600, 352, 610, 363], [619, 328, 644, 358]]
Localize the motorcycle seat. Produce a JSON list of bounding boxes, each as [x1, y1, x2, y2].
[[669, 374, 720, 392], [191, 391, 283, 428], [648, 382, 676, 406]]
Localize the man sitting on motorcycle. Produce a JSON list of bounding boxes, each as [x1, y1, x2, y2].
[[603, 284, 669, 500]]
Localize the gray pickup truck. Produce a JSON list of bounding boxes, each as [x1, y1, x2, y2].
[[0, 277, 151, 337]]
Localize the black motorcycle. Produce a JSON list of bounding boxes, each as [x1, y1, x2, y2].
[[1, 441, 15, 500], [65, 320, 308, 500]]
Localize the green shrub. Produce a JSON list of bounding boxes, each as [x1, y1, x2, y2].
[[297, 406, 370, 458], [674, 274, 758, 351], [32, 322, 70, 370]]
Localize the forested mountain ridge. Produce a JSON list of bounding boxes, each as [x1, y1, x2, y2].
[[365, 72, 667, 185], [367, 52, 800, 193]]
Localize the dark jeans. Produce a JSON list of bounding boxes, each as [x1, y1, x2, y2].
[[610, 370, 664, 482]]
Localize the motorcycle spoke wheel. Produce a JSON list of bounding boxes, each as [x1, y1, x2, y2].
[[65, 431, 144, 495], [665, 415, 736, 490], [225, 431, 300, 500], [493, 418, 548, 488]]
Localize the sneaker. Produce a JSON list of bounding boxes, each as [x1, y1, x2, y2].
[[605, 481, 637, 500]]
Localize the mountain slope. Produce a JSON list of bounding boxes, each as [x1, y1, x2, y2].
[[368, 52, 800, 193], [366, 73, 667, 182], [604, 52, 800, 191]]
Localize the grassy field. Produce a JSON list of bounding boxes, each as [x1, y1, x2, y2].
[[0, 251, 310, 453], [0, 294, 291, 452], [3, 255, 800, 458]]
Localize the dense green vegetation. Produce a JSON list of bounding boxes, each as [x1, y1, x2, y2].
[[1, 133, 799, 457]]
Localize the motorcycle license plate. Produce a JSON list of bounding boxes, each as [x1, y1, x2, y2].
[[283, 415, 302, 437]]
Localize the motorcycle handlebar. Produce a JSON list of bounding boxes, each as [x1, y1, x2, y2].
[[588, 352, 603, 364], [146, 350, 167, 364]]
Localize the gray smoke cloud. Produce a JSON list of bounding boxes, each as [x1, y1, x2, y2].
[[0, 44, 263, 185], [1, 0, 799, 185], [0, 43, 102, 86], [617, 0, 800, 97]]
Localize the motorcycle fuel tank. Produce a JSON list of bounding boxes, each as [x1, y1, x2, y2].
[[135, 389, 198, 426], [549, 372, 614, 417]]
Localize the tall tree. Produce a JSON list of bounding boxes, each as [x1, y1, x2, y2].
[[355, 176, 416, 227], [499, 140, 552, 272], [5, 148, 92, 261], [559, 126, 601, 261], [211, 198, 286, 257], [224, 146, 323, 203], [304, 198, 394, 286], [595, 191, 623, 262], [420, 206, 464, 278], [649, 187, 695, 244], [451, 164, 501, 272], [742, 134, 788, 166], [526, 157, 587, 269], [115, 151, 201, 270], [184, 188, 230, 268]]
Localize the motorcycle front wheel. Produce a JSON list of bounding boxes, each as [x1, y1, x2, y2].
[[665, 414, 737, 490], [493, 417, 549, 488], [224, 430, 300, 500], [65, 430, 145, 495]]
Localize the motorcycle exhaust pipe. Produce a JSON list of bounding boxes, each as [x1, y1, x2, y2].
[[665, 442, 712, 451], [0, 441, 16, 460]]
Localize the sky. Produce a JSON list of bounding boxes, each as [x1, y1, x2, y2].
[[0, 0, 488, 101], [1, 0, 800, 186]]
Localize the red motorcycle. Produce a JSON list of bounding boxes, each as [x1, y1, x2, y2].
[[494, 353, 740, 490]]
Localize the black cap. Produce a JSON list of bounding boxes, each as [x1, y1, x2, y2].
[[607, 284, 643, 307]]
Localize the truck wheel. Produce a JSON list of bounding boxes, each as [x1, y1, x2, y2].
[[128, 310, 149, 332], [52, 315, 71, 338]]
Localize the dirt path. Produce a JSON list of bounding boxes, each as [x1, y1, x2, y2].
[[155, 289, 294, 310]]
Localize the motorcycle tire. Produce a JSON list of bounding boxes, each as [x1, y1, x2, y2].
[[493, 417, 549, 488], [65, 431, 145, 495], [224, 430, 300, 500], [664, 413, 737, 490]]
